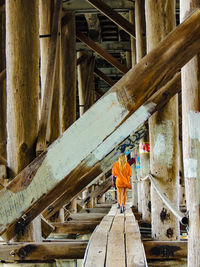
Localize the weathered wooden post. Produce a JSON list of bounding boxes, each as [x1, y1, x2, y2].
[[131, 150, 138, 208], [180, 1, 200, 265], [6, 0, 41, 241], [135, 0, 147, 216], [139, 136, 151, 223], [146, 0, 179, 240], [129, 9, 136, 67], [0, 5, 7, 187]]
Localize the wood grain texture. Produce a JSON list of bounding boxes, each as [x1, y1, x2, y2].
[[1, 10, 200, 241], [0, 241, 88, 261], [86, 0, 135, 38]]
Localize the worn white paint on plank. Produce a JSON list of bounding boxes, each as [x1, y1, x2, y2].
[[0, 101, 155, 232], [184, 158, 198, 179], [153, 120, 174, 168], [188, 110, 200, 141]]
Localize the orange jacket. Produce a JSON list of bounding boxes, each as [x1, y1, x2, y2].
[[112, 162, 132, 189]]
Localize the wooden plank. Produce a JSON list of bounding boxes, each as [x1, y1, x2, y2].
[[106, 232, 125, 267], [1, 10, 200, 241], [86, 0, 135, 39], [0, 241, 88, 261], [125, 208, 147, 266], [36, 0, 62, 153], [94, 67, 115, 87], [126, 233, 147, 266], [143, 241, 187, 259], [52, 221, 99, 234], [76, 30, 129, 74], [83, 232, 107, 267]]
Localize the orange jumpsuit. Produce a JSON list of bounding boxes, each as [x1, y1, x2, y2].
[[112, 162, 132, 189], [112, 162, 132, 206]]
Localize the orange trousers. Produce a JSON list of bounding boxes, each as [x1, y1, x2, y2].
[[117, 187, 128, 206]]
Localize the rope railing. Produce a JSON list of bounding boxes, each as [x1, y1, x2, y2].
[[139, 173, 189, 226]]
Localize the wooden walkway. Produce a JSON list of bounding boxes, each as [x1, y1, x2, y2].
[[83, 204, 147, 267]]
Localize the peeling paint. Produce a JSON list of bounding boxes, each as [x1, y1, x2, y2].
[[153, 134, 166, 155], [153, 120, 174, 168], [93, 102, 156, 161], [184, 158, 197, 178], [188, 110, 200, 141]]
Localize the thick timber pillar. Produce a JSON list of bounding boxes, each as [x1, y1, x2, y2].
[[139, 135, 151, 223], [6, 0, 40, 241], [61, 11, 76, 131], [135, 0, 146, 215], [146, 0, 179, 240], [0, 6, 6, 168], [180, 1, 200, 265], [6, 0, 39, 177], [131, 151, 138, 208], [129, 10, 136, 67]]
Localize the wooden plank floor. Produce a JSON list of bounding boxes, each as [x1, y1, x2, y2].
[[83, 204, 147, 267]]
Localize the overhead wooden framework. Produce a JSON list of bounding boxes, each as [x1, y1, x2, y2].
[[86, 0, 136, 39], [1, 9, 200, 244], [76, 30, 129, 74]]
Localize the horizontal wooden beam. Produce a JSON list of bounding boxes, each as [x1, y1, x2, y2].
[[79, 177, 112, 207], [52, 221, 99, 234], [94, 67, 115, 87], [76, 30, 129, 74], [0, 9, 199, 241], [86, 0, 135, 38], [0, 241, 88, 261], [63, 0, 133, 12], [76, 41, 131, 52], [143, 241, 187, 259]]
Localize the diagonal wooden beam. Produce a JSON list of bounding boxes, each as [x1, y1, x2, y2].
[[86, 0, 136, 39], [0, 9, 199, 241], [36, 0, 62, 154], [94, 67, 115, 87], [76, 30, 129, 74], [79, 177, 112, 207], [42, 126, 146, 220], [0, 241, 88, 261]]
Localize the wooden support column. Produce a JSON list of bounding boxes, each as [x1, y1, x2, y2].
[[135, 0, 149, 218], [180, 1, 200, 265], [6, 1, 39, 176], [6, 0, 41, 242], [36, 0, 62, 153], [139, 135, 151, 223], [135, 0, 146, 63], [1, 10, 200, 240], [129, 10, 136, 67], [0, 6, 6, 167], [146, 0, 179, 240], [131, 151, 138, 208], [61, 11, 76, 132]]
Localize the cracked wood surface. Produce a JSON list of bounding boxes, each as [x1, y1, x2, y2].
[[0, 9, 200, 241]]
